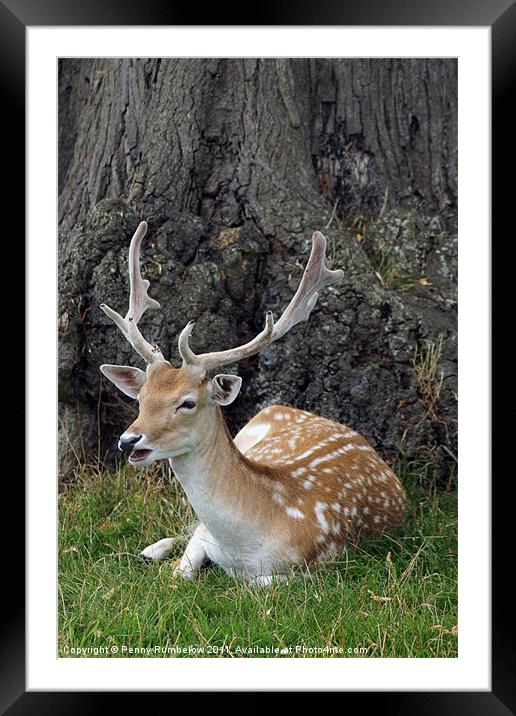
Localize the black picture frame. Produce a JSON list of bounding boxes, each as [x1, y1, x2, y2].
[[7, 0, 512, 710]]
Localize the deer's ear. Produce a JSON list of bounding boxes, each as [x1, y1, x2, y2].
[[209, 374, 242, 406], [100, 365, 147, 399]]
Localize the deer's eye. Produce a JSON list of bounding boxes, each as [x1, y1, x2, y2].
[[178, 399, 196, 411]]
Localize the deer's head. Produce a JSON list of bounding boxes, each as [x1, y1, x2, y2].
[[100, 222, 343, 466]]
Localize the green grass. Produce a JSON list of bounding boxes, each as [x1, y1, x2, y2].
[[58, 459, 458, 658]]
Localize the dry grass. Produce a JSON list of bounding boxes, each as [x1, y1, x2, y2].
[[412, 335, 445, 420]]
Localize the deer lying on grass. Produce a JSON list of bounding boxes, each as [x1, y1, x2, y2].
[[100, 222, 406, 586]]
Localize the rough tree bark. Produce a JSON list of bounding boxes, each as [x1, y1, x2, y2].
[[58, 58, 457, 482]]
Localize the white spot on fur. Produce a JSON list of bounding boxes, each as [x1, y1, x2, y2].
[[270, 447, 284, 455], [287, 445, 319, 462], [234, 421, 270, 453], [338, 444, 354, 454], [273, 411, 291, 421], [309, 444, 354, 468], [286, 507, 304, 520], [248, 423, 268, 436], [315, 502, 329, 532]]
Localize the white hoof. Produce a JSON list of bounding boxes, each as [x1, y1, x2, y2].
[[172, 564, 197, 581], [140, 537, 176, 561]]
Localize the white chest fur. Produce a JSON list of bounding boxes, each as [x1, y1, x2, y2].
[[169, 457, 284, 578]]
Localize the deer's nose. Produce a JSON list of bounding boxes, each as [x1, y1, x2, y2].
[[118, 434, 142, 453]]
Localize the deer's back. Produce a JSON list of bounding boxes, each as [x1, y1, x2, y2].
[[234, 405, 406, 561]]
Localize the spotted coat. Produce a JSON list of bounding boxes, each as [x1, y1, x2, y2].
[[233, 404, 406, 565]]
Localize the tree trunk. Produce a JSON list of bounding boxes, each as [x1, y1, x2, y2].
[[58, 58, 457, 481]]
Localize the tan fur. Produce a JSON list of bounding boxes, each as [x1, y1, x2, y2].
[[237, 405, 405, 562], [103, 226, 405, 579], [127, 363, 405, 567]]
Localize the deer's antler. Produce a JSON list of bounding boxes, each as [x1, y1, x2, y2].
[[178, 231, 343, 370], [100, 222, 165, 364]]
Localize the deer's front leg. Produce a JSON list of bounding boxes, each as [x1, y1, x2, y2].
[[173, 524, 210, 580], [140, 537, 177, 561]]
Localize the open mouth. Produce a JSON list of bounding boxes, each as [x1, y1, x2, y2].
[[129, 449, 153, 463]]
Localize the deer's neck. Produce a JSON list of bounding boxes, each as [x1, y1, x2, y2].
[[169, 407, 261, 533]]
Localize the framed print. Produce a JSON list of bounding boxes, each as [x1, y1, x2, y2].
[[4, 0, 512, 709]]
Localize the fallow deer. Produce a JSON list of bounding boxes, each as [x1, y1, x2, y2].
[[100, 222, 405, 585]]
